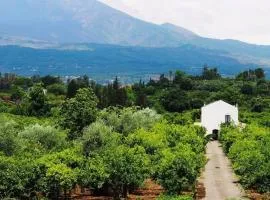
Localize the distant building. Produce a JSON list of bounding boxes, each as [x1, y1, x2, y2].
[[201, 100, 239, 136]]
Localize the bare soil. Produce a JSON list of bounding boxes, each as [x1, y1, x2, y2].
[[67, 179, 164, 200]]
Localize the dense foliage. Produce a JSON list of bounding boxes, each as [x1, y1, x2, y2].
[[0, 67, 270, 198], [0, 108, 205, 199], [59, 87, 98, 139], [220, 124, 270, 193]]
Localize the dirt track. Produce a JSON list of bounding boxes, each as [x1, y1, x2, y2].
[[200, 141, 246, 200]]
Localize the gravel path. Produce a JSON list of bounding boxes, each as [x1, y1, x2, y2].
[[200, 141, 246, 200]]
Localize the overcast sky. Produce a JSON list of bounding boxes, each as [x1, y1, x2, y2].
[[99, 0, 270, 45]]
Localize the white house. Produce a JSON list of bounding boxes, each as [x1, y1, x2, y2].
[[201, 100, 239, 135]]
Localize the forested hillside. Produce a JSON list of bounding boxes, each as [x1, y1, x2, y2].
[[0, 45, 260, 83], [0, 67, 270, 199]]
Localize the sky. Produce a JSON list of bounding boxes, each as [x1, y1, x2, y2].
[[99, 0, 270, 45]]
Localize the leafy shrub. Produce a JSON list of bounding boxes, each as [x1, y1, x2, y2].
[[103, 145, 151, 198], [47, 83, 66, 95], [0, 121, 20, 156], [33, 148, 83, 198], [163, 112, 194, 125], [158, 195, 193, 200], [156, 144, 204, 194], [82, 121, 120, 156], [0, 155, 35, 199], [99, 107, 161, 136], [80, 156, 109, 189], [44, 163, 78, 198], [0, 101, 10, 113], [220, 125, 270, 192], [19, 124, 67, 151]]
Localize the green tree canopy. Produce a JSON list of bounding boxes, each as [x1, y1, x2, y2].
[[60, 88, 98, 139], [27, 83, 50, 116]]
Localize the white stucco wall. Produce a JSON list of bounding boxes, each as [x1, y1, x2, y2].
[[201, 100, 238, 134]]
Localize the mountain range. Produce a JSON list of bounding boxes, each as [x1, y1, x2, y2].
[[0, 0, 270, 81]]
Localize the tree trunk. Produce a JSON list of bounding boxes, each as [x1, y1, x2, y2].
[[123, 185, 128, 199]]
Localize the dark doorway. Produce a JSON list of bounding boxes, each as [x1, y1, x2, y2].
[[212, 129, 219, 140], [225, 115, 231, 123]]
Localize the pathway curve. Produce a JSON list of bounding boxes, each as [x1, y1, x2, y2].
[[200, 141, 246, 200]]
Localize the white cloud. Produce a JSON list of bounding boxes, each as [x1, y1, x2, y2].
[[99, 0, 270, 45]]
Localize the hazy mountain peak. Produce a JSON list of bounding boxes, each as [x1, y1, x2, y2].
[[0, 0, 195, 46], [161, 23, 198, 39]]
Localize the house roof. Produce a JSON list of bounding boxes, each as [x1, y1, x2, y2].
[[202, 100, 237, 109]]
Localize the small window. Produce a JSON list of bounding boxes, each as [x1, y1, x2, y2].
[[225, 115, 231, 123]]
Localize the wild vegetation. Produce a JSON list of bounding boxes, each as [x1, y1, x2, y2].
[[0, 66, 270, 199]]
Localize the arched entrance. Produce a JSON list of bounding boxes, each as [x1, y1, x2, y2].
[[212, 129, 219, 140]]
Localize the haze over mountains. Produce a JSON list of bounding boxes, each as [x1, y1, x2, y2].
[[0, 0, 270, 81]]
